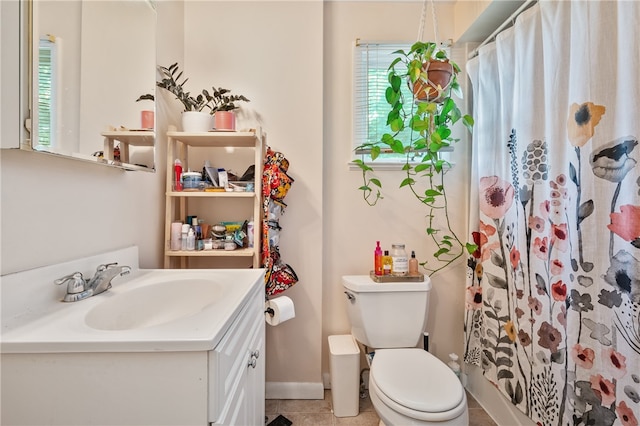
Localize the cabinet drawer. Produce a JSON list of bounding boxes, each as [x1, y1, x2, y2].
[[208, 287, 262, 423]]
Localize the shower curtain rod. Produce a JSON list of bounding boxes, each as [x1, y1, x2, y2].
[[467, 0, 537, 59]]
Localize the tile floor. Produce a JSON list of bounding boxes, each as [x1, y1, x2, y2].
[[266, 389, 497, 426]]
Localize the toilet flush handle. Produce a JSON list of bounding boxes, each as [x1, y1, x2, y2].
[[344, 291, 356, 302]]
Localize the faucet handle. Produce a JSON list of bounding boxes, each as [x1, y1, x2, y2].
[[54, 272, 86, 294], [96, 262, 118, 272]]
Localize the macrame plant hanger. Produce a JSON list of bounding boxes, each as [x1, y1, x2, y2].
[[417, 0, 440, 44], [415, 0, 454, 103]]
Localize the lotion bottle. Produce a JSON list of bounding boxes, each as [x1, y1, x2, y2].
[[374, 241, 383, 276]]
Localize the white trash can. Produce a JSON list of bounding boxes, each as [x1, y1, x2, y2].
[[328, 334, 360, 417]]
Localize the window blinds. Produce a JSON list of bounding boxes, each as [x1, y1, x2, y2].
[[352, 42, 411, 152]]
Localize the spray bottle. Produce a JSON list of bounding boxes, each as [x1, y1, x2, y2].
[[409, 250, 419, 276], [174, 159, 183, 191]]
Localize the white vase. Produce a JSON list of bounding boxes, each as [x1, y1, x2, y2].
[[181, 111, 213, 132]]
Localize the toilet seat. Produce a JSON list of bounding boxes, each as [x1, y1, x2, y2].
[[370, 348, 467, 421]]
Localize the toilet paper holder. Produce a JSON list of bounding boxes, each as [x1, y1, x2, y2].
[[264, 296, 296, 326]]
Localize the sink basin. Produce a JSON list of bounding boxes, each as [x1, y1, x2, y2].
[[85, 278, 227, 330], [2, 251, 265, 354]]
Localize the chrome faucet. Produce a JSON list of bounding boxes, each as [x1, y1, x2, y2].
[[86, 263, 131, 295], [54, 263, 131, 302]]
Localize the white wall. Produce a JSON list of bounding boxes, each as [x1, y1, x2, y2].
[[79, 1, 156, 156], [180, 1, 325, 397], [323, 0, 470, 379], [0, 149, 164, 274]]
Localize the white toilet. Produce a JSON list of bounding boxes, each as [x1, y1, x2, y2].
[[342, 275, 468, 426]]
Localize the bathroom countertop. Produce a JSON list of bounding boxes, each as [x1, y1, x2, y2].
[[1, 256, 265, 354]]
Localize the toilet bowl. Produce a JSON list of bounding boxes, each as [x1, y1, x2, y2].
[[341, 275, 469, 426], [368, 349, 468, 425]]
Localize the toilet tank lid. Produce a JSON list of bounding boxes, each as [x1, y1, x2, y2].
[[342, 275, 432, 293]]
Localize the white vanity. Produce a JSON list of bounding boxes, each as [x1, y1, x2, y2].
[[0, 247, 266, 426]]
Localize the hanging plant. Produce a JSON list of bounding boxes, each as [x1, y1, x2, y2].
[[354, 40, 475, 275]]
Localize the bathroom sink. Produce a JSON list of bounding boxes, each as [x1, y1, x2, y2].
[[2, 254, 265, 354], [85, 278, 227, 330]]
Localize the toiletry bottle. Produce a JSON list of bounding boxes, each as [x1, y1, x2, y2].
[[181, 224, 190, 251], [391, 244, 408, 276], [448, 353, 461, 379], [382, 250, 393, 275], [170, 222, 182, 251], [186, 228, 196, 251], [247, 220, 254, 248], [195, 225, 203, 250], [374, 241, 383, 276], [409, 250, 419, 276], [174, 159, 183, 191]]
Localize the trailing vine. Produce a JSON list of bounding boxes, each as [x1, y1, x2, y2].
[[354, 41, 475, 275]]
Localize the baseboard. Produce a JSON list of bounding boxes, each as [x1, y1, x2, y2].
[[322, 372, 331, 389], [265, 381, 325, 399]]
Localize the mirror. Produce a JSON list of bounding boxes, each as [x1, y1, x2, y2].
[[27, 0, 156, 171]]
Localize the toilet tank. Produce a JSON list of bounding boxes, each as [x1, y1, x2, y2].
[[342, 275, 432, 349]]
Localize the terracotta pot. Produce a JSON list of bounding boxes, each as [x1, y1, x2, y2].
[[214, 111, 236, 131], [181, 111, 212, 132], [411, 60, 454, 103], [140, 110, 154, 129]]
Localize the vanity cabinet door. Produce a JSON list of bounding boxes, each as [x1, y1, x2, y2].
[[208, 285, 265, 424], [216, 315, 265, 425], [245, 315, 266, 425]]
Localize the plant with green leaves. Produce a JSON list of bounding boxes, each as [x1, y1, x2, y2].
[[354, 41, 475, 275], [135, 94, 154, 102], [208, 87, 250, 114], [143, 63, 250, 115], [153, 62, 213, 112]]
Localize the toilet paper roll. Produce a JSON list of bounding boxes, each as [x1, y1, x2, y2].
[[265, 296, 295, 326]]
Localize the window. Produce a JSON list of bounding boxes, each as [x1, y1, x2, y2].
[[36, 35, 60, 149], [351, 41, 451, 168]]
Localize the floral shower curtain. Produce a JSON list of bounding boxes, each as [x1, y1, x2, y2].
[[464, 2, 640, 425]]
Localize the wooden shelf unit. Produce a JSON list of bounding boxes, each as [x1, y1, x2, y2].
[[163, 126, 264, 269], [101, 130, 155, 164]]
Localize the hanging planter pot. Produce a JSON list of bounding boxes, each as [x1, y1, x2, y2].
[[411, 59, 454, 103], [214, 111, 236, 131], [182, 111, 212, 132]]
